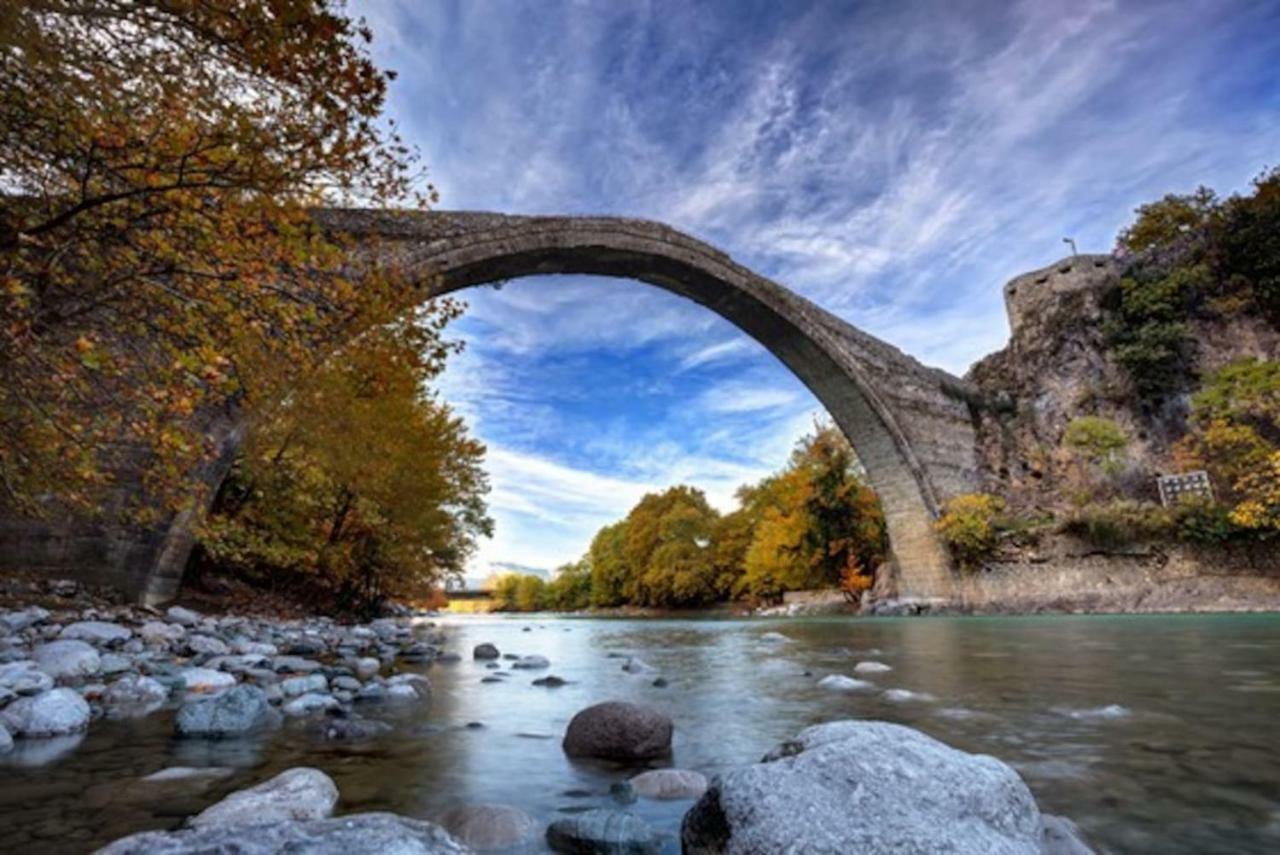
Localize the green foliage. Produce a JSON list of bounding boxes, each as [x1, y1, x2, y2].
[[1105, 169, 1280, 403], [1064, 416, 1129, 476], [935, 493, 1006, 569], [546, 561, 592, 611], [588, 520, 631, 608], [1118, 187, 1219, 253], [621, 486, 721, 608], [1178, 358, 1280, 534], [1058, 500, 1173, 549], [522, 421, 886, 610]]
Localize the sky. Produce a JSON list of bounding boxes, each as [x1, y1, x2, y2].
[[349, 0, 1280, 580]]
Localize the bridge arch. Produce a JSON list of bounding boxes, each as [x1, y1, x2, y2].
[[0, 210, 981, 603], [315, 210, 981, 601]]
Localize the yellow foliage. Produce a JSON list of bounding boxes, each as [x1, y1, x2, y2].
[[935, 493, 1006, 569]]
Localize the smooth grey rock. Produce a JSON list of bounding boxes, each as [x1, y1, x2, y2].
[[59, 620, 131, 645], [682, 720, 1045, 854], [283, 692, 340, 716], [282, 673, 329, 697], [0, 606, 49, 633], [546, 809, 662, 854], [310, 714, 390, 741], [1, 687, 91, 736], [332, 675, 361, 692], [273, 655, 324, 674], [439, 803, 537, 850], [511, 655, 550, 670], [189, 767, 338, 828], [188, 634, 231, 656], [473, 643, 500, 660], [353, 657, 381, 679], [180, 667, 236, 692], [175, 684, 273, 737], [103, 675, 169, 714], [100, 653, 133, 675], [98, 812, 469, 854], [33, 639, 100, 679], [629, 768, 707, 800], [166, 606, 202, 627], [140, 766, 235, 783], [139, 621, 185, 645], [816, 674, 874, 692], [883, 688, 936, 703], [621, 657, 655, 674], [563, 701, 672, 761], [0, 660, 54, 696], [1042, 815, 1096, 854], [231, 638, 278, 656], [533, 675, 569, 687], [854, 660, 893, 674]]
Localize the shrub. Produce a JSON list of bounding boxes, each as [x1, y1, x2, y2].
[[935, 493, 1006, 569], [1064, 416, 1129, 477], [1058, 500, 1173, 549]]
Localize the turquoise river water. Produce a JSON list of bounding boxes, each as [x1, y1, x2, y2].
[[1, 613, 1278, 852]]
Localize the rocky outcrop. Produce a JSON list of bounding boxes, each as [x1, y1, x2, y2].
[[562, 701, 673, 761], [969, 254, 1278, 509], [682, 720, 1092, 854]]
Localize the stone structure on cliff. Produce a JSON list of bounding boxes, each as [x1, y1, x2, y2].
[[1, 210, 986, 604]]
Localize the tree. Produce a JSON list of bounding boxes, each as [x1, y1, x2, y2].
[[622, 486, 719, 607], [740, 424, 884, 601], [196, 307, 491, 615], [588, 520, 630, 608], [1118, 187, 1219, 254], [935, 493, 1006, 569], [1, 1, 427, 516], [546, 560, 592, 611], [1178, 358, 1280, 532], [1064, 416, 1129, 478]]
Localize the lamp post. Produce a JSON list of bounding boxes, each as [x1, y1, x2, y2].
[[1063, 237, 1077, 257]]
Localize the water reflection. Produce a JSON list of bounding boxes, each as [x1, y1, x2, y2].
[[0, 613, 1277, 852]]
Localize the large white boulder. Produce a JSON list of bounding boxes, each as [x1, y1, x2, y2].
[[189, 767, 338, 828], [33, 639, 101, 679], [682, 720, 1081, 854], [1, 688, 91, 736]]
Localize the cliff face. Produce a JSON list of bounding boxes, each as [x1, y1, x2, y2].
[[967, 254, 1278, 511]]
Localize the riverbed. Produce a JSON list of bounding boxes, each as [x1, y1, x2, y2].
[[2, 613, 1278, 852]]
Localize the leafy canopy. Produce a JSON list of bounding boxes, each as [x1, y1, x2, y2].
[[1, 0, 427, 515]]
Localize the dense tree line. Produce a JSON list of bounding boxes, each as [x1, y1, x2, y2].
[[1, 1, 427, 517], [0, 2, 493, 614], [490, 424, 886, 612]]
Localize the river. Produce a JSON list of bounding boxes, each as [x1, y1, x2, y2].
[[2, 613, 1278, 852]]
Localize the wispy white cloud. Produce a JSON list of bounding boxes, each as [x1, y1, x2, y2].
[[352, 0, 1280, 572]]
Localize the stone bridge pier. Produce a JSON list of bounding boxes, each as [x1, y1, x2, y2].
[[0, 210, 983, 603]]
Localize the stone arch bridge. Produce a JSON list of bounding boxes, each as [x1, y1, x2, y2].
[[2, 210, 984, 603]]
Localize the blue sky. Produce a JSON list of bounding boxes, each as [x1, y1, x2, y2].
[[350, 0, 1280, 577]]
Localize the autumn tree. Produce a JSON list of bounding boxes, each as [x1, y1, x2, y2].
[[546, 560, 592, 611], [619, 486, 720, 607], [739, 425, 884, 601], [588, 520, 630, 608], [196, 306, 491, 615], [0, 1, 428, 515]]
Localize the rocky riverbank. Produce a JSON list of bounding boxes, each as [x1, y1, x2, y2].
[[0, 577, 1106, 853]]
